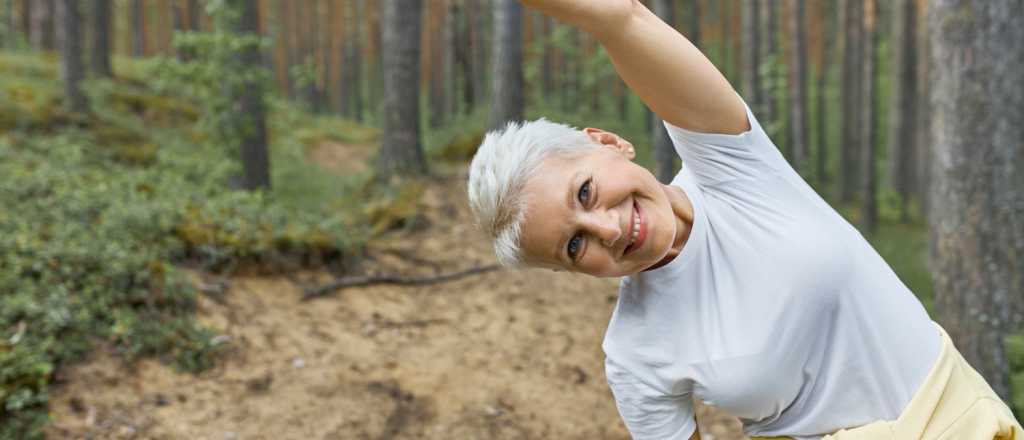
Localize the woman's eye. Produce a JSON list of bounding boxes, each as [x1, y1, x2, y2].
[[567, 234, 583, 260], [577, 180, 591, 205]]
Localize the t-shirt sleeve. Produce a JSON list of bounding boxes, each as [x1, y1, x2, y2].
[[663, 98, 794, 187], [606, 358, 697, 440]]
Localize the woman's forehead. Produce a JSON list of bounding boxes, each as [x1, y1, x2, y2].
[[519, 167, 578, 266]]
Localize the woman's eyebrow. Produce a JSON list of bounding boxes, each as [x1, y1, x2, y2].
[[554, 171, 583, 265]]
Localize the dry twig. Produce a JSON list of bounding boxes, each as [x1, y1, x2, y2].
[[302, 264, 500, 300]]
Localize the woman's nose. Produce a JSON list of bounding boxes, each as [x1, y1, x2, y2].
[[582, 210, 621, 247]]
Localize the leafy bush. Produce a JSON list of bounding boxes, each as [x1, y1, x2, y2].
[[0, 22, 368, 437]]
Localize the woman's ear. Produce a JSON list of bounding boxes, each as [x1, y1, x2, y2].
[[583, 127, 636, 160]]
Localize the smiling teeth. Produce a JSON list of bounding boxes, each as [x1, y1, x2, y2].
[[629, 211, 639, 245]]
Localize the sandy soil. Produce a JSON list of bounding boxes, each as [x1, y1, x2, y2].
[[45, 144, 748, 440]]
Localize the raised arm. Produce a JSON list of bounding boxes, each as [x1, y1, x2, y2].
[[521, 0, 747, 135]]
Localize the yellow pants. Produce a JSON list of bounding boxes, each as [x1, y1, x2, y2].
[[753, 323, 1023, 440]]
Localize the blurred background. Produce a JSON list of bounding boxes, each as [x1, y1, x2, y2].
[[0, 0, 1021, 439]]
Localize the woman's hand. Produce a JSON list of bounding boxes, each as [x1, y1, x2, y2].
[[520, 0, 639, 35]]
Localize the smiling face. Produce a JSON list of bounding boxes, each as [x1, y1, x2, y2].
[[517, 128, 690, 277]]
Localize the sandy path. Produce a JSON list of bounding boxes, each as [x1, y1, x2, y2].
[[45, 144, 747, 439]]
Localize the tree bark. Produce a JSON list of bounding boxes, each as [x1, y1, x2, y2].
[[838, 0, 862, 203], [859, 0, 878, 233], [887, 0, 918, 223], [487, 0, 524, 131], [57, 0, 86, 113], [759, 0, 777, 134], [130, 0, 144, 57], [914, 0, 932, 216], [233, 0, 271, 190], [469, 0, 489, 109], [91, 0, 112, 77], [186, 0, 199, 30], [377, 0, 426, 177], [928, 0, 1024, 402], [651, 0, 677, 183], [684, 0, 700, 48], [429, 0, 448, 129], [814, 1, 834, 185], [787, 0, 808, 175], [453, 1, 474, 115], [741, 0, 761, 113], [30, 0, 55, 50]]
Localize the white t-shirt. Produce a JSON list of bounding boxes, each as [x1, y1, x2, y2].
[[602, 103, 940, 440]]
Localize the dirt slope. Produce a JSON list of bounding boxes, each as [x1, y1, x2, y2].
[[45, 143, 747, 440]]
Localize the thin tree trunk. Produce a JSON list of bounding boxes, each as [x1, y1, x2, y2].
[[684, 0, 700, 48], [838, 0, 862, 203], [470, 0, 489, 108], [741, 0, 761, 112], [58, 0, 86, 113], [453, 0, 474, 116], [859, 0, 878, 233], [30, 0, 55, 50], [429, 0, 447, 129], [651, 0, 677, 183], [759, 0, 778, 134], [914, 0, 931, 216], [130, 0, 144, 57], [19, 0, 31, 46], [787, 0, 808, 175], [91, 0, 112, 76], [187, 0, 199, 30], [487, 0, 523, 131], [377, 0, 426, 177], [814, 1, 833, 186], [928, 0, 1024, 403], [887, 0, 918, 223], [233, 0, 270, 190], [351, 0, 364, 122]]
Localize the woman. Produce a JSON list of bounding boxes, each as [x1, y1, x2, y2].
[[467, 1, 1021, 439]]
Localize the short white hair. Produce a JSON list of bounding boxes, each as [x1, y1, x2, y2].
[[467, 118, 598, 267]]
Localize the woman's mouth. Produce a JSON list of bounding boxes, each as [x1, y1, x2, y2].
[[623, 199, 647, 257]]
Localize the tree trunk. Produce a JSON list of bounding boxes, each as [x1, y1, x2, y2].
[[453, 0, 474, 116], [838, 0, 862, 203], [684, 0, 700, 48], [91, 0, 112, 77], [233, 0, 270, 190], [172, 0, 185, 60], [914, 0, 932, 216], [470, 0, 489, 109], [350, 0, 364, 122], [741, 0, 761, 113], [130, 0, 144, 57], [787, 0, 808, 175], [187, 0, 199, 31], [859, 0, 878, 233], [887, 0, 918, 223], [759, 0, 777, 134], [30, 0, 55, 50], [377, 0, 426, 177], [487, 0, 523, 131], [57, 0, 86, 113], [429, 0, 448, 129], [928, 0, 1024, 403], [814, 0, 834, 186], [651, 0, 677, 183]]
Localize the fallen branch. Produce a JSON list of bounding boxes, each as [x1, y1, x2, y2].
[[302, 264, 500, 300]]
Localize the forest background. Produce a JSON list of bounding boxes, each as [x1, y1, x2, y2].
[[0, 0, 1021, 439]]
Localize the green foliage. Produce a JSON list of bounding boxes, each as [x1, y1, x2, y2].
[[0, 15, 368, 435], [148, 0, 272, 154]]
